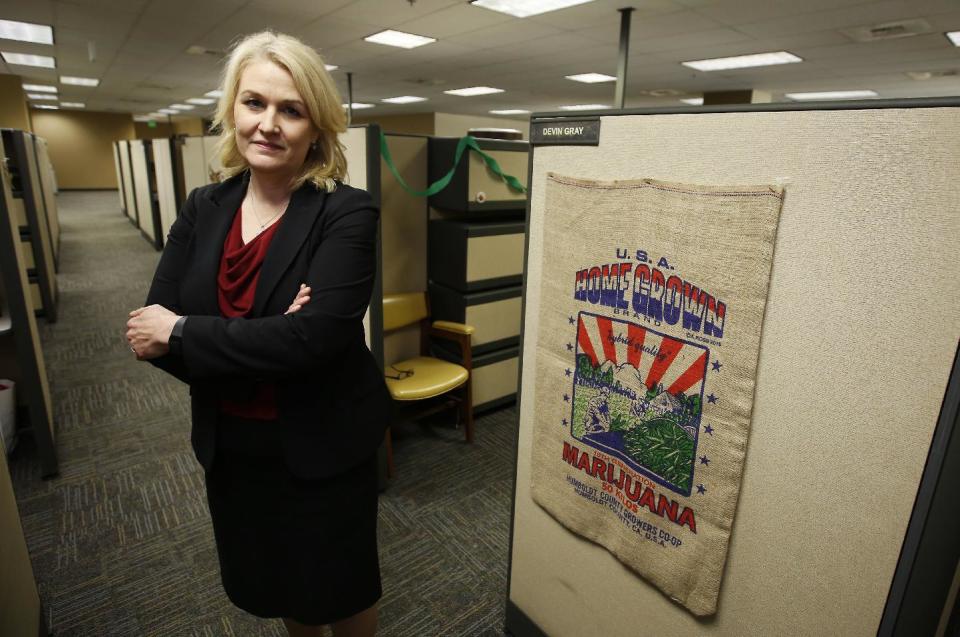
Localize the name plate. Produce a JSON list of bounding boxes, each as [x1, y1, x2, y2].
[[531, 118, 601, 146]]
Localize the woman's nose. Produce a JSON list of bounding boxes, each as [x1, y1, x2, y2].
[[259, 108, 278, 133]]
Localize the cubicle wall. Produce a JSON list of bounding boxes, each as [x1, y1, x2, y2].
[[33, 137, 60, 269], [2, 129, 59, 322], [129, 140, 161, 249], [113, 141, 126, 215], [507, 99, 960, 637], [118, 140, 137, 225], [377, 134, 429, 370], [151, 138, 179, 241], [0, 132, 57, 477], [180, 135, 221, 194]]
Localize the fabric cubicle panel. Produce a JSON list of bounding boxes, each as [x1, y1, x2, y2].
[[129, 140, 155, 243], [180, 137, 208, 195], [151, 139, 178, 242], [509, 105, 960, 636], [33, 137, 60, 266], [112, 142, 126, 214], [340, 125, 384, 358], [117, 140, 137, 223], [377, 134, 428, 368], [0, 437, 43, 636]]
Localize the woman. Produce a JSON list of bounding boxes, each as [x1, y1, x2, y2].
[[125, 31, 390, 637]]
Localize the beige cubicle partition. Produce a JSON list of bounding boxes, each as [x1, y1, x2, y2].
[[2, 129, 58, 321], [376, 134, 428, 367], [129, 140, 158, 247], [151, 138, 178, 241], [117, 140, 137, 224], [180, 135, 221, 195], [0, 133, 57, 478], [0, 436, 44, 636], [509, 102, 960, 636], [113, 142, 126, 215], [33, 136, 60, 268]]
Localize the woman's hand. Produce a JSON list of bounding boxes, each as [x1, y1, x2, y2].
[[285, 284, 311, 314], [126, 304, 179, 360]]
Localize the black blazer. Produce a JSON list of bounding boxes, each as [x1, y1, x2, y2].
[[146, 171, 391, 479]]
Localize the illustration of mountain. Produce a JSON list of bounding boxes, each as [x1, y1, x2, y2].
[[597, 360, 647, 395]]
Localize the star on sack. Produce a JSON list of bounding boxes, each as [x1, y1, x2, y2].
[[696, 484, 706, 495], [562, 418, 568, 426], [565, 368, 572, 377], [699, 455, 710, 466], [707, 393, 718, 404], [566, 343, 574, 351], [563, 394, 570, 402], [712, 360, 722, 372], [704, 424, 714, 436], [568, 316, 575, 325]]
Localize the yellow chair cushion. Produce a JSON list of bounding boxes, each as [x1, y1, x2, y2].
[[432, 320, 475, 335], [384, 356, 469, 401], [383, 292, 428, 332]]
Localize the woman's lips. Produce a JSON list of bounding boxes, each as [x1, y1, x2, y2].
[[253, 141, 283, 151]]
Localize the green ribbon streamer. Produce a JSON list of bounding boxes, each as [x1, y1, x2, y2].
[[379, 131, 527, 198]]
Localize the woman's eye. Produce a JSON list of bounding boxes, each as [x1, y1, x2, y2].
[[244, 98, 263, 109], [284, 107, 302, 117]]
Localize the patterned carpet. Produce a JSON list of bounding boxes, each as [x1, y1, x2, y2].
[[8, 191, 516, 636]]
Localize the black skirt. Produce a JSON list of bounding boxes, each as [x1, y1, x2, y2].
[[204, 414, 381, 626]]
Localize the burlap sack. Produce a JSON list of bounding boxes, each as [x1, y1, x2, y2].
[[530, 173, 784, 616]]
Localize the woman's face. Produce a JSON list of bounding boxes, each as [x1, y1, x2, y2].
[[233, 59, 318, 179]]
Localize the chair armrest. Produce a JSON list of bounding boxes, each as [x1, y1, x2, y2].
[[432, 320, 475, 336], [427, 322, 474, 371]]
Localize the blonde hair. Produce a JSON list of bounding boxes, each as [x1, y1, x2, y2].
[[212, 31, 347, 191]]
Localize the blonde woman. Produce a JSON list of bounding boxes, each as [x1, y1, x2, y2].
[[125, 31, 389, 637]]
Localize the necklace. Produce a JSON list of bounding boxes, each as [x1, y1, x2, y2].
[[247, 190, 289, 232]]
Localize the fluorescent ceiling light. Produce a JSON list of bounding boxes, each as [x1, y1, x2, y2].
[[27, 93, 57, 100], [947, 31, 960, 46], [0, 19, 54, 45], [32, 104, 58, 110], [786, 90, 879, 100], [169, 104, 195, 110], [364, 30, 435, 49], [2, 51, 55, 68], [133, 115, 153, 122], [490, 109, 530, 115], [186, 97, 215, 105], [682, 51, 802, 72], [325, 64, 338, 71], [60, 102, 85, 108], [61, 75, 99, 86], [470, 0, 595, 18], [381, 95, 427, 104], [680, 97, 703, 105], [566, 72, 616, 83], [23, 83, 57, 93], [205, 89, 223, 98], [157, 108, 177, 115], [343, 102, 375, 109], [559, 103, 609, 111], [444, 86, 504, 97]]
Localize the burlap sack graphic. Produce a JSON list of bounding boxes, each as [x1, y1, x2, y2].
[[530, 173, 784, 616]]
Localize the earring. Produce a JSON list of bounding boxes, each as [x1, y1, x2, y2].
[[310, 140, 318, 151]]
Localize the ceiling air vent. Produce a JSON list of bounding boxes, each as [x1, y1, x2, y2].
[[906, 69, 959, 80], [841, 19, 932, 42], [186, 45, 225, 57], [404, 77, 446, 86]]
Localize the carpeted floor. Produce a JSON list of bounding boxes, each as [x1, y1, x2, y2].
[[8, 191, 516, 637]]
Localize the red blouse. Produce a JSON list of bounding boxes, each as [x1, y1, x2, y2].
[[217, 207, 284, 420]]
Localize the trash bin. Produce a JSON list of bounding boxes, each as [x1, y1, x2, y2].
[[0, 379, 15, 454]]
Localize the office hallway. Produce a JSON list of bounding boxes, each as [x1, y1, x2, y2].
[[8, 191, 515, 636]]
